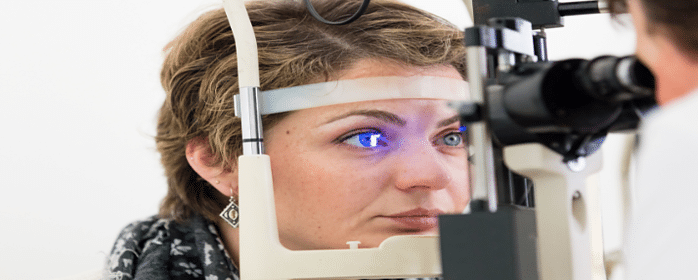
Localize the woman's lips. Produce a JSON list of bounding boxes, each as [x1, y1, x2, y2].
[[381, 208, 443, 231]]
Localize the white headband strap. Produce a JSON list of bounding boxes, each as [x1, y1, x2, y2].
[[235, 76, 469, 115]]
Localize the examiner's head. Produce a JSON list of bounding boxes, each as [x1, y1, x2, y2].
[[608, 0, 698, 104]]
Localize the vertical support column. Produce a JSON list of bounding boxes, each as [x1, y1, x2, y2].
[[504, 143, 606, 280], [466, 46, 499, 212]]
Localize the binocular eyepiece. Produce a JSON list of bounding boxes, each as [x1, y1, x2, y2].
[[457, 55, 656, 160]]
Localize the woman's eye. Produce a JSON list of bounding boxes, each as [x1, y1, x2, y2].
[[440, 132, 464, 147], [343, 131, 389, 148]]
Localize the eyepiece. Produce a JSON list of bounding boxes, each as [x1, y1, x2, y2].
[[581, 56, 655, 103], [616, 56, 655, 97]]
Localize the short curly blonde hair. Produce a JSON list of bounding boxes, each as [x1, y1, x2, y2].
[[157, 0, 467, 223]]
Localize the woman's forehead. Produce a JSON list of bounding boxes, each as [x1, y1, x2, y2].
[[292, 99, 459, 126]]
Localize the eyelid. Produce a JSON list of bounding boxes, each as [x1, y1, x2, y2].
[[436, 126, 463, 138], [335, 128, 382, 143]]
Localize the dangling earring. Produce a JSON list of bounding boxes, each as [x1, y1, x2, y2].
[[220, 189, 239, 228]]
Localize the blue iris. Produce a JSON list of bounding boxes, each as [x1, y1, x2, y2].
[[443, 132, 463, 146], [345, 131, 388, 148]]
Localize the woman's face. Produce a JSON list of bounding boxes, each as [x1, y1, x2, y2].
[[264, 59, 470, 250]]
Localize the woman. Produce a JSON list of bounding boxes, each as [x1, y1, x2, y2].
[[106, 0, 470, 279]]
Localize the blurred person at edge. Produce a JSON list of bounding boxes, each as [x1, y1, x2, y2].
[[104, 0, 471, 279], [608, 0, 698, 279]]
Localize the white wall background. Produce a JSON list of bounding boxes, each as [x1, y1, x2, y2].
[[0, 1, 634, 279]]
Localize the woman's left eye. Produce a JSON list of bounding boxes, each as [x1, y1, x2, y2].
[[343, 131, 389, 148], [439, 132, 464, 147]]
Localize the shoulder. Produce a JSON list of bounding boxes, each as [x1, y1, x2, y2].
[[105, 216, 177, 279], [638, 89, 698, 160], [637, 89, 698, 183], [105, 215, 236, 280], [643, 89, 698, 135]]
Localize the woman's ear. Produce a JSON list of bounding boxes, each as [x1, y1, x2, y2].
[[186, 137, 238, 197]]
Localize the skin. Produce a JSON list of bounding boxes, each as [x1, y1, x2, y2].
[[187, 59, 470, 268], [628, 0, 698, 105]]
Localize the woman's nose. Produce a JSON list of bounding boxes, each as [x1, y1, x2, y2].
[[390, 140, 452, 192]]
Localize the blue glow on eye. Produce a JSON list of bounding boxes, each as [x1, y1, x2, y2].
[[345, 132, 388, 148], [459, 125, 467, 132]]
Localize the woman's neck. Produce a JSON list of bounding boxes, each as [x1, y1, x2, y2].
[[216, 220, 241, 270]]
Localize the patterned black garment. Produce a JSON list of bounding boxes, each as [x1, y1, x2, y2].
[[105, 214, 439, 280], [105, 215, 238, 280]]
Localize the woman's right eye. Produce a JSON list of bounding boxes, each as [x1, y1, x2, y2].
[[343, 131, 389, 148]]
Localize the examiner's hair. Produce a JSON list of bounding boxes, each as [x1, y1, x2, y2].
[[157, 0, 467, 222], [608, 0, 698, 58]]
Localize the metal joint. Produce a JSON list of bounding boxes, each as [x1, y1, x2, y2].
[[238, 86, 264, 155]]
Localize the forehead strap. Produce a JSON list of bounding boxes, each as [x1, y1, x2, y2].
[[234, 76, 470, 115]]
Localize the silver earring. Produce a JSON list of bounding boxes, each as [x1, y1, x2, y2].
[[220, 192, 239, 228]]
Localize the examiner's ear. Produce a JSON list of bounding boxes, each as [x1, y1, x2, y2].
[[185, 137, 238, 197]]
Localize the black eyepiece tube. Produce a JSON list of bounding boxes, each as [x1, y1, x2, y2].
[[579, 56, 656, 103], [558, 1, 602, 16]]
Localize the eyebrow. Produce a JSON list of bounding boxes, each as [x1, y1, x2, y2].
[[323, 109, 461, 128], [324, 110, 406, 126], [437, 115, 460, 128]]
